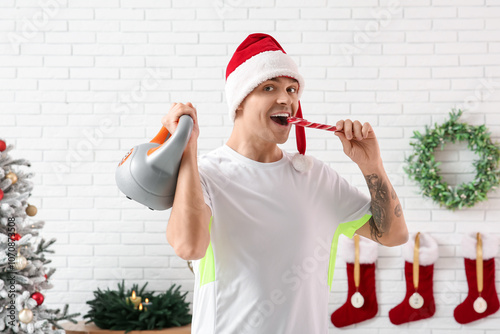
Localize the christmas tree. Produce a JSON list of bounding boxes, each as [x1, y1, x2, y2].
[[0, 139, 79, 334]]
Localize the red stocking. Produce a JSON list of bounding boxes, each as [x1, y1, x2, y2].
[[331, 235, 378, 328], [331, 262, 378, 327], [454, 233, 499, 324], [389, 262, 435, 324], [389, 232, 438, 325]]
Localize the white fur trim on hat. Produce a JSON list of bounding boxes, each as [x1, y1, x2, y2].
[[461, 232, 499, 260], [291, 153, 313, 173], [402, 233, 439, 266], [225, 50, 305, 122], [338, 234, 378, 264]]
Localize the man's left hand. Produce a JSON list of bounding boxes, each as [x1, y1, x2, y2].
[[335, 119, 382, 170]]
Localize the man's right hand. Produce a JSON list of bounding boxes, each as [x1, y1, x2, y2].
[[163, 102, 211, 260], [161, 102, 200, 148]]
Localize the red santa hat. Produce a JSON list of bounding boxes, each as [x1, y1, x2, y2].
[[225, 33, 311, 172]]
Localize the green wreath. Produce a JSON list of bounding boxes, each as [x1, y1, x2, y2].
[[405, 109, 500, 210]]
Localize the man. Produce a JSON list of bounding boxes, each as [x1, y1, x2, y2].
[[163, 33, 408, 334]]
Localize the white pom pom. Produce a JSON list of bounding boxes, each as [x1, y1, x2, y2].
[[292, 153, 313, 172]]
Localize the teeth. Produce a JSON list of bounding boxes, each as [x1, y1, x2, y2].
[[271, 113, 290, 117]]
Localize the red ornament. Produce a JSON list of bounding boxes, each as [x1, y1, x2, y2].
[[31, 292, 44, 305], [0, 189, 3, 201], [44, 274, 48, 280], [10, 233, 21, 241], [0, 140, 6, 152]]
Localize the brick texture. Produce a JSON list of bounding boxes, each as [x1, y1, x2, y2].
[[2, 1, 500, 331]]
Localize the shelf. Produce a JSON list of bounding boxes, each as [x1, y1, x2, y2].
[[60, 321, 191, 334]]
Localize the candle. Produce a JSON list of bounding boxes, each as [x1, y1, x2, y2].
[[142, 297, 152, 311], [126, 290, 142, 309]]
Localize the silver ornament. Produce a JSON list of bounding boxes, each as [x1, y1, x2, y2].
[[19, 308, 33, 324], [14, 254, 27, 270]]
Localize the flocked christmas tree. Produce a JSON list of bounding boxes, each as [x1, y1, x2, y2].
[[0, 138, 79, 333]]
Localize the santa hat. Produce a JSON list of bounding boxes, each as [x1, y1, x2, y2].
[[225, 33, 312, 172]]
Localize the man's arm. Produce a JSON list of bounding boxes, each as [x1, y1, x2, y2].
[[163, 102, 211, 260], [355, 165, 408, 246], [335, 119, 409, 247]]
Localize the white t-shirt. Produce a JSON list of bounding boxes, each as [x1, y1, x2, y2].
[[191, 145, 372, 334]]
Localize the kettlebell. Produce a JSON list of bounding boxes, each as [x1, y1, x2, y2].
[[115, 115, 193, 210]]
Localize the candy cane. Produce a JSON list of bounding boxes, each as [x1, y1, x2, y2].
[[287, 117, 337, 132]]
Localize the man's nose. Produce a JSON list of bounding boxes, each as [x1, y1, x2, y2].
[[276, 88, 292, 105]]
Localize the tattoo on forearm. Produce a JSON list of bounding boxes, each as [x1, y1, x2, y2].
[[365, 173, 388, 242], [391, 186, 397, 200], [367, 217, 382, 242], [365, 173, 401, 242], [394, 204, 402, 217]]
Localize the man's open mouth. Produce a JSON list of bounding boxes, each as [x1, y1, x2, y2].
[[270, 113, 290, 126]]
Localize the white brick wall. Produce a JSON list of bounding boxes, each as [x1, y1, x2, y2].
[[2, 1, 500, 332]]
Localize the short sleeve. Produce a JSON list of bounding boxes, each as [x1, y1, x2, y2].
[[330, 169, 372, 238], [198, 168, 213, 213]]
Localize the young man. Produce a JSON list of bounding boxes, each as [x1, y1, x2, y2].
[[163, 33, 408, 334]]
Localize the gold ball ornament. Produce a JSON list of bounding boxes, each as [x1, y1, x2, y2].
[[19, 308, 33, 324], [6, 172, 18, 184], [26, 204, 37, 217], [14, 253, 27, 270]]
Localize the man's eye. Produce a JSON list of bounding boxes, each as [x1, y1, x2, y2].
[[288, 87, 297, 93], [264, 86, 274, 91]]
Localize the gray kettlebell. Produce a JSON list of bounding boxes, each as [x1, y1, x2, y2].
[[115, 115, 193, 210]]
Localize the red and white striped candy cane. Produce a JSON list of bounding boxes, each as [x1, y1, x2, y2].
[[287, 117, 337, 132]]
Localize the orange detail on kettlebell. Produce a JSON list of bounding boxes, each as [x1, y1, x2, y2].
[[147, 145, 162, 156], [147, 127, 171, 156], [118, 148, 134, 167], [150, 127, 170, 145]]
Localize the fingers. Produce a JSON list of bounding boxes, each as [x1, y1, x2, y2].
[[336, 119, 371, 140], [162, 102, 198, 133], [353, 121, 363, 140], [361, 122, 372, 139], [334, 129, 351, 154], [335, 120, 344, 132]]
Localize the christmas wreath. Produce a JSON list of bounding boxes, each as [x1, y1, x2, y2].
[[405, 109, 500, 210]]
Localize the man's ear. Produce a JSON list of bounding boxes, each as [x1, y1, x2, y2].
[[234, 105, 243, 119]]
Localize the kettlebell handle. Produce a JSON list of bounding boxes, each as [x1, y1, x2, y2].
[[146, 115, 193, 157], [147, 115, 193, 171]]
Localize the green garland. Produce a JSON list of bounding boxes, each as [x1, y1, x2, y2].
[[84, 280, 191, 333], [405, 109, 500, 210]]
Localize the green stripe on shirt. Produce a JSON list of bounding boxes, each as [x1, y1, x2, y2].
[[327, 214, 372, 291], [199, 217, 215, 287]]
